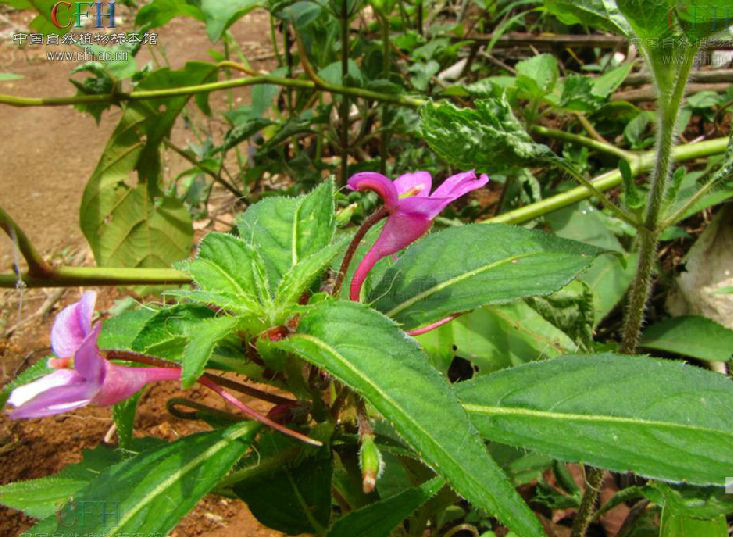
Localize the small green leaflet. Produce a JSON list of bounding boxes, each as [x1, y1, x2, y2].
[[181, 317, 241, 387], [457, 353, 733, 485], [326, 476, 446, 537], [640, 315, 733, 362], [237, 180, 336, 295]]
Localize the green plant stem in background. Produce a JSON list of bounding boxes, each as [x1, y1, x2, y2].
[[0, 73, 427, 109], [0, 206, 52, 277], [531, 125, 635, 161], [571, 44, 699, 537], [340, 0, 351, 183], [620, 46, 698, 355]]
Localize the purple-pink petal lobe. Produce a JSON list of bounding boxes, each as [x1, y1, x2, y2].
[[393, 171, 432, 197], [50, 291, 96, 358], [430, 170, 489, 200], [347, 172, 399, 210]]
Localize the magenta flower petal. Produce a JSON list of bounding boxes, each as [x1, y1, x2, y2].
[[431, 170, 489, 200], [92, 366, 181, 406], [50, 291, 96, 358], [398, 195, 453, 220], [394, 171, 432, 197], [7, 375, 96, 419], [73, 323, 106, 385], [7, 369, 85, 408], [347, 172, 399, 210], [350, 211, 433, 301]]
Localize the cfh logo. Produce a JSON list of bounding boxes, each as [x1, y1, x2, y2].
[[55, 499, 120, 528], [51, 1, 116, 29]]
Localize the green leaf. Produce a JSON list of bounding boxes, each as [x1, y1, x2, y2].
[[544, 0, 632, 36], [640, 315, 733, 362], [457, 353, 733, 485], [237, 180, 335, 294], [515, 54, 559, 99], [578, 253, 638, 325], [98, 307, 158, 351], [233, 435, 332, 535], [0, 73, 23, 81], [417, 303, 577, 375], [135, 0, 205, 28], [616, 0, 673, 40], [676, 1, 733, 41], [368, 224, 602, 330], [113, 393, 141, 450], [592, 62, 634, 98], [420, 97, 555, 172], [132, 304, 216, 361], [271, 301, 546, 537], [24, 423, 259, 537], [275, 239, 347, 307], [181, 317, 240, 387], [80, 63, 217, 270], [181, 232, 271, 314], [200, 0, 262, 41], [660, 513, 728, 537], [326, 476, 446, 537], [0, 441, 163, 519]]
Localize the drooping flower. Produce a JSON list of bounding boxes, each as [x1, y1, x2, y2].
[[7, 292, 180, 419], [347, 170, 488, 301]]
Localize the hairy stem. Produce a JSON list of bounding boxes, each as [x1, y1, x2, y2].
[[570, 466, 605, 537], [620, 46, 698, 355], [340, 0, 351, 183]]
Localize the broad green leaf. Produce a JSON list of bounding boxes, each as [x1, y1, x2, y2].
[[419, 97, 555, 172], [234, 435, 332, 535], [546, 201, 625, 253], [271, 301, 546, 537], [0, 441, 163, 519], [200, 0, 261, 41], [25, 423, 259, 537], [136, 0, 205, 28], [457, 353, 733, 485], [132, 304, 216, 361], [80, 63, 217, 270], [616, 0, 673, 40], [417, 303, 577, 375], [326, 476, 446, 537], [181, 232, 270, 313], [98, 307, 158, 351], [515, 54, 559, 99], [275, 239, 346, 307], [237, 180, 335, 294], [544, 0, 632, 36], [676, 1, 733, 41], [368, 224, 602, 330], [640, 315, 733, 362], [181, 317, 241, 388], [560, 75, 602, 113], [592, 63, 634, 98], [660, 513, 728, 537]]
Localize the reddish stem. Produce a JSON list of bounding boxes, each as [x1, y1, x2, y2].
[[406, 314, 463, 336]]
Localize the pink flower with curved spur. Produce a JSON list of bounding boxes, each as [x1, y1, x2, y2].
[[347, 170, 488, 301], [7, 292, 180, 419]]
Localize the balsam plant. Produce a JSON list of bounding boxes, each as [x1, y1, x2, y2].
[[2, 0, 733, 536]]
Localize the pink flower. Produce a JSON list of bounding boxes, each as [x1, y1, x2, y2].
[[347, 170, 488, 301], [7, 292, 180, 419]]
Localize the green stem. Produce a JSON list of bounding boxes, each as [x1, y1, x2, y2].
[[570, 467, 605, 537], [377, 9, 391, 175], [531, 125, 635, 161], [487, 136, 727, 225], [620, 46, 698, 355], [163, 140, 244, 198], [0, 73, 426, 109], [0, 266, 190, 288], [340, 0, 351, 183], [0, 206, 51, 277]]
